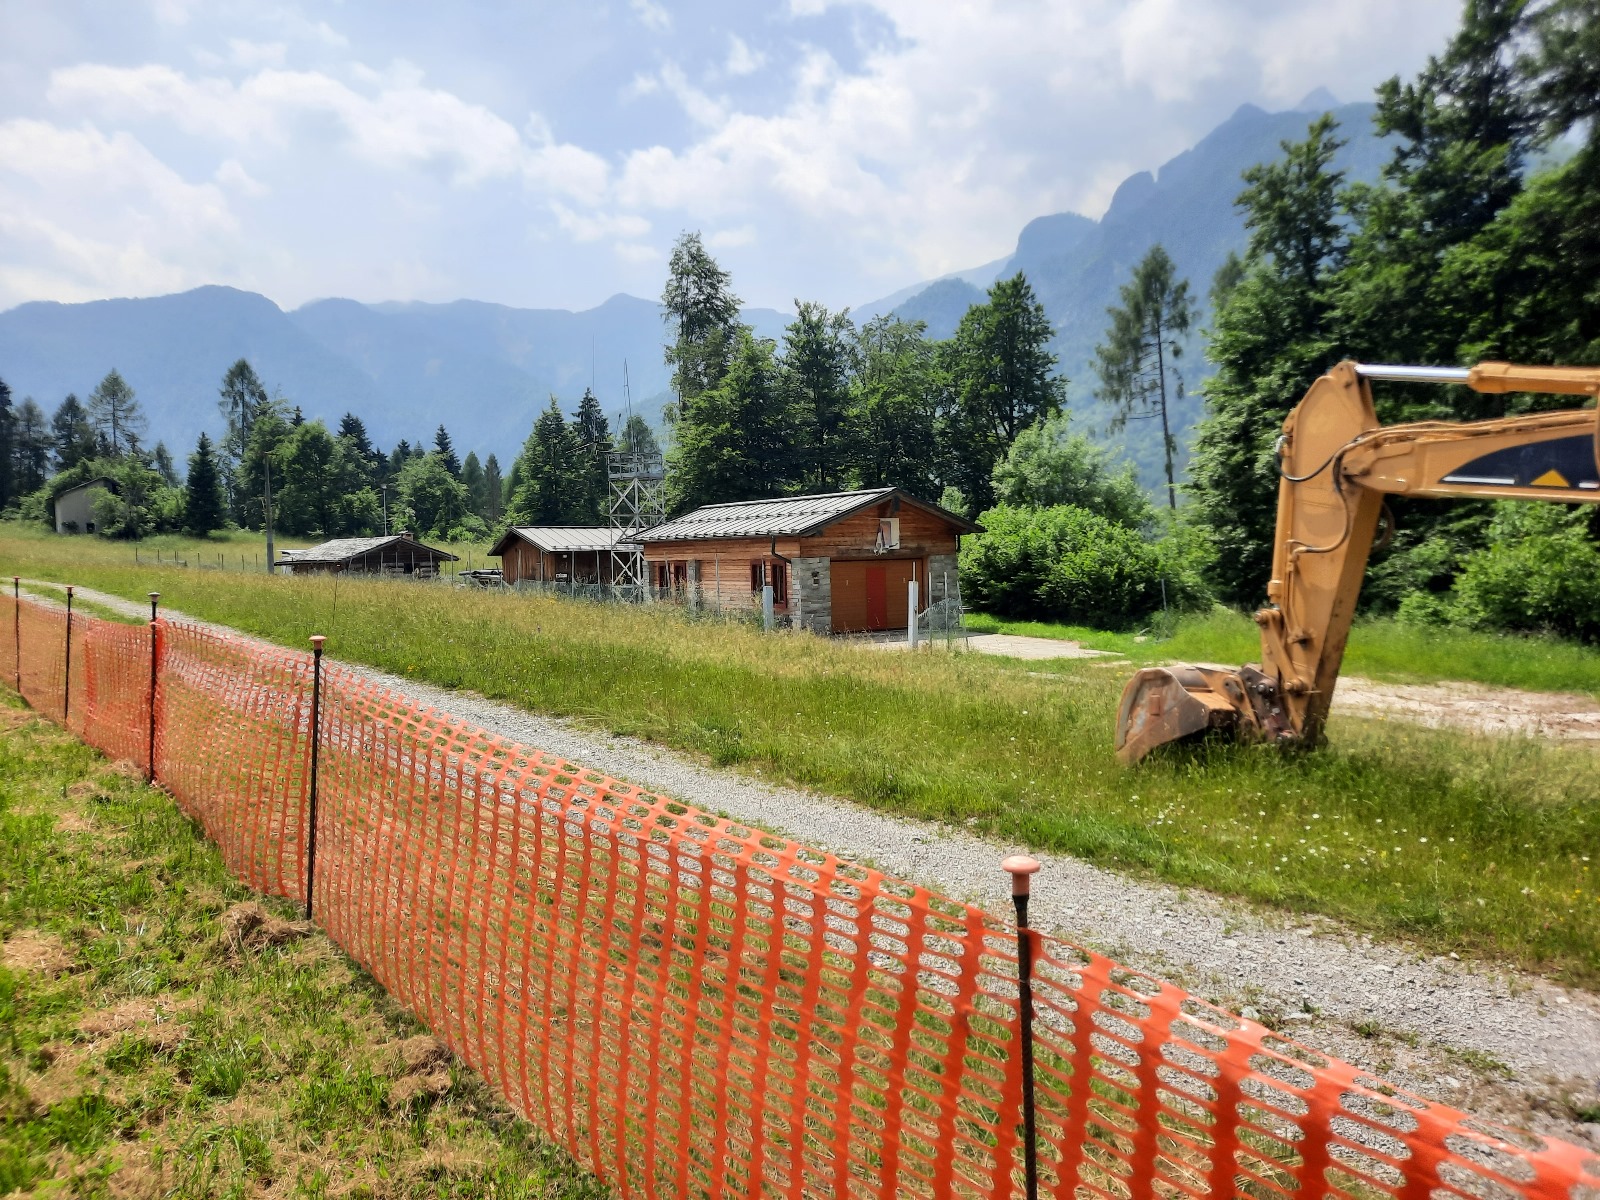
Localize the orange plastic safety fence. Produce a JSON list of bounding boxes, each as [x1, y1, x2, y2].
[[4, 595, 1597, 1200]]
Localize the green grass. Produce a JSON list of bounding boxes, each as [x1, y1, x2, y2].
[[0, 692, 605, 1199], [965, 606, 1600, 698], [7, 522, 1600, 986], [0, 524, 500, 579]]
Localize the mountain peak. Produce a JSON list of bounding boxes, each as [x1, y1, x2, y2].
[[1294, 86, 1341, 112]]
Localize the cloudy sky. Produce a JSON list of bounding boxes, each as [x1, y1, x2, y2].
[[1, 0, 1462, 314]]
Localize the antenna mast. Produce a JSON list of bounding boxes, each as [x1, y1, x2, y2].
[[607, 360, 664, 600]]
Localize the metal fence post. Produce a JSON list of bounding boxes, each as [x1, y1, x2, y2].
[[11, 577, 18, 694], [1003, 854, 1042, 1200], [63, 586, 74, 722], [147, 593, 161, 783], [303, 635, 326, 921]]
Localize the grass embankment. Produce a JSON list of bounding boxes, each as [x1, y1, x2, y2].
[[6, 525, 1600, 987], [967, 607, 1600, 698], [0, 694, 604, 1198]]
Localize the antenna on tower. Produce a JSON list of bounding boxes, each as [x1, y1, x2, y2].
[[607, 357, 663, 602]]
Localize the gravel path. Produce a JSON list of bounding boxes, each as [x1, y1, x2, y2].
[[34, 582, 1600, 1135]]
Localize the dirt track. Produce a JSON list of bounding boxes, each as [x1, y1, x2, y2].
[[1335, 675, 1600, 739]]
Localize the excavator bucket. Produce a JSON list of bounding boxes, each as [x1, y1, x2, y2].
[[1114, 665, 1260, 764]]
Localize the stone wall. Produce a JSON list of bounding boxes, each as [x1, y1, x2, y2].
[[926, 553, 960, 605], [792, 556, 832, 634]]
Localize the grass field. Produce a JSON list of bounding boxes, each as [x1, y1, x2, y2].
[[6, 522, 1600, 987], [0, 692, 603, 1199]]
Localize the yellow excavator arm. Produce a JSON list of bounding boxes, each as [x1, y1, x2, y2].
[[1115, 360, 1600, 764]]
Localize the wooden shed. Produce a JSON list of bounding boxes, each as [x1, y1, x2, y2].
[[488, 527, 624, 585], [276, 533, 457, 577], [637, 488, 981, 634]]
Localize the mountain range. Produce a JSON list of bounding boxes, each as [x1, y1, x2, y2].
[[0, 91, 1389, 483]]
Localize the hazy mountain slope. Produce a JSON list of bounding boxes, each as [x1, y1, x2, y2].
[[874, 100, 1390, 489], [889, 278, 989, 340], [0, 287, 388, 459], [1042, 101, 1389, 487], [0, 288, 791, 462]]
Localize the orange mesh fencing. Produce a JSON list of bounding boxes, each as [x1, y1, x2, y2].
[[5, 594, 1597, 1200]]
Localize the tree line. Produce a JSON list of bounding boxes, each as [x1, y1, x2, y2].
[[0, 354, 678, 544], [657, 231, 1068, 518]]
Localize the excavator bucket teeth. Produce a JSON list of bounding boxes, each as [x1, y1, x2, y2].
[[1115, 666, 1251, 764]]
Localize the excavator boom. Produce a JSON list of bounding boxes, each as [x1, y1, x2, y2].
[[1115, 359, 1600, 764]]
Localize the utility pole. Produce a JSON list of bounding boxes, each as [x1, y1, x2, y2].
[[264, 456, 276, 573]]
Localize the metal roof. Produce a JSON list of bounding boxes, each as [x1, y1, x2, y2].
[[638, 488, 982, 542], [488, 527, 622, 557], [278, 535, 457, 564]]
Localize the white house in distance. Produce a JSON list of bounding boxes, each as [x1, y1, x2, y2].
[[54, 478, 114, 534]]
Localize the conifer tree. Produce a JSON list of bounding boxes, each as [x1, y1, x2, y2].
[[461, 451, 486, 517], [51, 395, 96, 472], [183, 432, 227, 536], [571, 388, 612, 523], [433, 424, 461, 477], [781, 301, 855, 491], [12, 399, 51, 495], [508, 397, 586, 524], [86, 369, 147, 458], [1094, 246, 1194, 510], [482, 453, 505, 524], [662, 232, 742, 413]]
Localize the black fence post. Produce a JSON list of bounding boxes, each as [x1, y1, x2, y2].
[[1003, 854, 1042, 1200], [147, 593, 161, 783], [63, 586, 73, 722], [303, 635, 326, 921]]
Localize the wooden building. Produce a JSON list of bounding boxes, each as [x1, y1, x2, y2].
[[637, 488, 981, 633], [489, 527, 624, 585], [276, 533, 457, 577]]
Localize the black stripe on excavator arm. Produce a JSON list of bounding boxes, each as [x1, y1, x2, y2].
[[1440, 433, 1600, 492]]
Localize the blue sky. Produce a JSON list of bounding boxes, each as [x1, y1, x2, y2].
[[1, 0, 1462, 314]]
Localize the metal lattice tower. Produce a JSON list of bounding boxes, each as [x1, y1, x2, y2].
[[607, 364, 666, 598]]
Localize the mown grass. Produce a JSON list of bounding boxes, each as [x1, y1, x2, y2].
[[0, 692, 606, 1199], [965, 607, 1600, 697], [5, 524, 1600, 988]]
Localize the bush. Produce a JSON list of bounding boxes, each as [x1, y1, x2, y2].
[[1446, 505, 1600, 641], [960, 503, 1206, 629]]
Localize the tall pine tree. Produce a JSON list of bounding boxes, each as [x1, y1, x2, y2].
[[1094, 245, 1194, 510], [183, 433, 227, 536]]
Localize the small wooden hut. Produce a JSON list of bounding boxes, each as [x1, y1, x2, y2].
[[489, 527, 624, 585], [276, 533, 457, 577]]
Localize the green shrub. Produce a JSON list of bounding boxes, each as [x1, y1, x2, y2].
[[1446, 505, 1600, 641], [960, 503, 1207, 629]]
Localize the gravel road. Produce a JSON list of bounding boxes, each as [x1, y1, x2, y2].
[[35, 582, 1600, 1140]]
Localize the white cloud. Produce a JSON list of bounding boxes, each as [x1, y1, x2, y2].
[[0, 119, 237, 305], [707, 225, 756, 249], [214, 157, 266, 195], [551, 203, 650, 243], [630, 0, 671, 33], [725, 35, 765, 78], [47, 61, 607, 192], [227, 38, 287, 69]]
